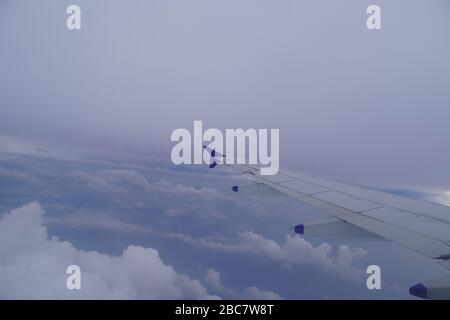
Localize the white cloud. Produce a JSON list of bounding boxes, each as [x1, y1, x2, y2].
[[204, 269, 282, 300], [167, 231, 367, 280], [0, 202, 219, 299], [243, 287, 283, 300]]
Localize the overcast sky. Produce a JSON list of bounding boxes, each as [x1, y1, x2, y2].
[[1, 0, 450, 192]]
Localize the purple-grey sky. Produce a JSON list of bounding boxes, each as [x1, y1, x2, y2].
[[1, 1, 450, 192]]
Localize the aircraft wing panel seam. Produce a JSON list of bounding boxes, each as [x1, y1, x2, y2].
[[252, 173, 450, 225]]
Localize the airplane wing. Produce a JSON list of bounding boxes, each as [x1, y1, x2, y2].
[[205, 147, 450, 299]]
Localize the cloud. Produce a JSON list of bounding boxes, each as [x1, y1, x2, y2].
[[243, 287, 282, 300], [204, 269, 282, 300], [47, 210, 155, 235], [68, 170, 126, 194], [68, 169, 231, 201], [166, 205, 227, 221], [97, 169, 154, 191], [3, 0, 450, 192], [0, 202, 219, 299], [166, 231, 367, 280], [65, 169, 233, 221], [0, 165, 40, 185], [148, 179, 231, 201]]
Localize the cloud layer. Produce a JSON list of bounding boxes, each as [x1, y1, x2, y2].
[[0, 150, 427, 299], [167, 230, 367, 280], [0, 202, 218, 299]]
